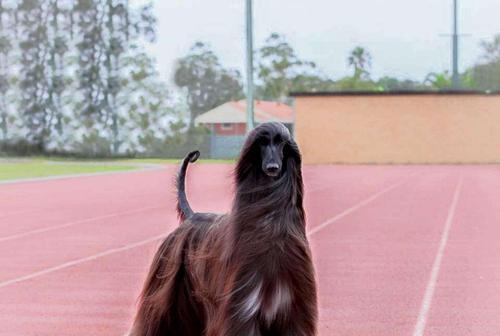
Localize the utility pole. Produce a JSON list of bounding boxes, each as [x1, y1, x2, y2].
[[245, 0, 255, 131], [452, 0, 460, 89]]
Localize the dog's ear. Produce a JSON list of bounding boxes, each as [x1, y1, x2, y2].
[[284, 138, 301, 164], [235, 131, 262, 184]]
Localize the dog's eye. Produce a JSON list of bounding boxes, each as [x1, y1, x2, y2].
[[259, 137, 270, 146], [273, 134, 282, 144]]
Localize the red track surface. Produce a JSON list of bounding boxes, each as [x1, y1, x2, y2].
[[1, 165, 499, 335]]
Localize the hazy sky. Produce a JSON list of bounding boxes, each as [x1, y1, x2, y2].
[[138, 0, 500, 85]]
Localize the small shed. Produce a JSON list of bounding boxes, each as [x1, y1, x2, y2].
[[195, 100, 294, 158]]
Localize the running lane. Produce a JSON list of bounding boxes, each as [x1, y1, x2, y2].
[[1, 165, 498, 335], [310, 167, 461, 336], [423, 166, 500, 336], [0, 165, 235, 335], [0, 164, 414, 335]]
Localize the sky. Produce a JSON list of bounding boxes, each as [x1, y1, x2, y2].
[[135, 0, 500, 85]]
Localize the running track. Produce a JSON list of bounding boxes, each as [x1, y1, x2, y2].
[[1, 164, 499, 335]]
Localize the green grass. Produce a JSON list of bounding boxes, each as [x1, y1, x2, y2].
[[0, 157, 234, 181], [0, 160, 136, 181]]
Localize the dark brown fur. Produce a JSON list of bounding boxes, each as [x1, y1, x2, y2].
[[131, 122, 317, 336]]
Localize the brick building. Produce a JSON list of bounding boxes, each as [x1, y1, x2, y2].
[[195, 100, 293, 158]]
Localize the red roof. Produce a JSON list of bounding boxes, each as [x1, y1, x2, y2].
[[231, 100, 294, 123]]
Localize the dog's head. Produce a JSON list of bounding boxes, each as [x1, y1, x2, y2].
[[236, 122, 301, 182]]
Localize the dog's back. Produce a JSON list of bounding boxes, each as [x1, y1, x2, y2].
[[130, 151, 217, 335], [131, 211, 227, 336]]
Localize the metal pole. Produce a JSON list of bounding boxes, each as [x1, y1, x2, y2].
[[452, 0, 460, 89], [245, 0, 255, 131]]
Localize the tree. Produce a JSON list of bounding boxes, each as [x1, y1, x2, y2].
[[479, 34, 500, 63], [45, 0, 72, 150], [348, 46, 372, 80], [174, 41, 243, 127], [17, 0, 52, 149], [472, 63, 500, 90], [424, 71, 452, 89], [120, 46, 178, 154], [104, 0, 156, 153], [1, 1, 178, 157], [256, 33, 333, 101], [333, 46, 377, 91], [424, 70, 474, 90], [73, 0, 156, 153], [290, 74, 336, 93], [73, 0, 106, 123], [0, 0, 17, 140], [470, 34, 500, 90], [376, 76, 425, 91]]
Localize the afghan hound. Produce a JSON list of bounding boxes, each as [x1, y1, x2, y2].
[[130, 122, 317, 336]]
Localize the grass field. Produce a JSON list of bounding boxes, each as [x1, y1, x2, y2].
[[0, 159, 136, 181], [0, 157, 234, 181]]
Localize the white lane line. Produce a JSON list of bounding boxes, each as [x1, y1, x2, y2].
[[412, 176, 464, 336], [0, 205, 165, 244], [0, 175, 400, 243], [307, 177, 412, 237], [0, 234, 164, 290], [0, 174, 413, 290]]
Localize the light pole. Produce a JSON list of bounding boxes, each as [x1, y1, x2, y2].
[[451, 0, 460, 89], [245, 0, 255, 131]]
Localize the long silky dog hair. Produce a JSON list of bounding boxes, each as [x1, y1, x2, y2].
[[131, 122, 317, 336]]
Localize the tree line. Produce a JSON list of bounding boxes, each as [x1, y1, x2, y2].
[[175, 33, 500, 126], [0, 0, 187, 157], [1, 2, 498, 157]]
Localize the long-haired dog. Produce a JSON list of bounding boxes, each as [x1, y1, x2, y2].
[[131, 122, 317, 336]]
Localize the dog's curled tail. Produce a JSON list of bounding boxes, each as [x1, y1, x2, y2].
[[176, 150, 200, 222]]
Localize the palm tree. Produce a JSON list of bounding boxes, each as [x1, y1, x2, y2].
[[424, 72, 452, 89], [348, 47, 372, 80]]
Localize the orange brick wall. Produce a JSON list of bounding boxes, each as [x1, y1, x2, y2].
[[294, 94, 500, 164]]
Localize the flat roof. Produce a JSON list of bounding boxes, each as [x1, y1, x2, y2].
[[290, 90, 500, 97]]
